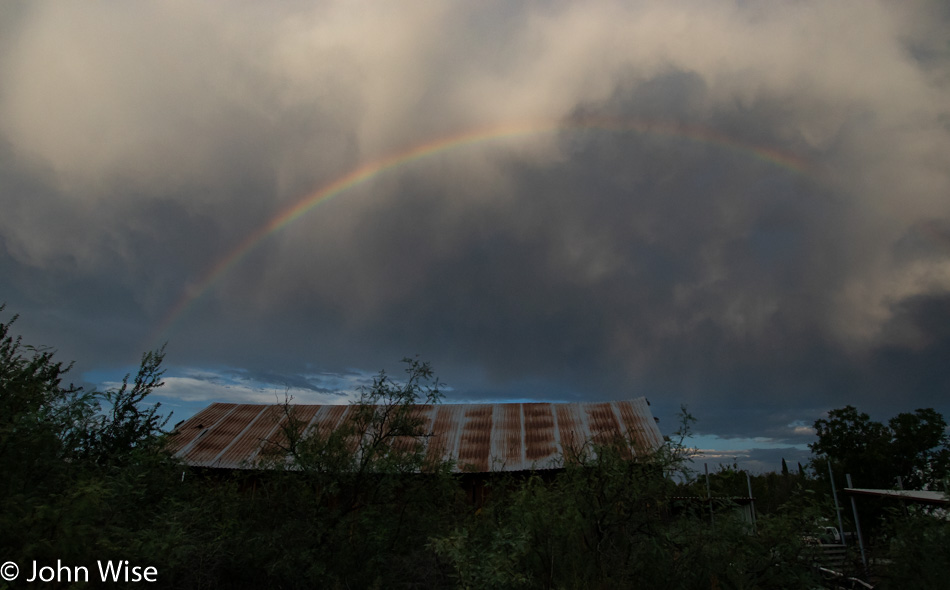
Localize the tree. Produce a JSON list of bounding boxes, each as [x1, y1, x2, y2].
[[810, 405, 893, 488], [810, 405, 949, 491], [0, 306, 177, 569], [264, 355, 447, 478], [213, 356, 459, 588], [888, 408, 950, 490], [0, 306, 106, 526]]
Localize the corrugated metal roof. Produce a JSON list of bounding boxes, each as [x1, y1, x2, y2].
[[844, 488, 949, 505], [167, 398, 663, 472]]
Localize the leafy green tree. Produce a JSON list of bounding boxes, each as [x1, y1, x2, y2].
[[278, 355, 446, 474], [90, 348, 169, 463], [1, 308, 100, 560], [0, 308, 97, 482], [810, 405, 950, 491], [196, 356, 460, 589], [0, 307, 179, 574], [888, 408, 950, 490], [810, 405, 893, 488]]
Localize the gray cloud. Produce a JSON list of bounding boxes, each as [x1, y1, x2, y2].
[[2, 1, 950, 450]]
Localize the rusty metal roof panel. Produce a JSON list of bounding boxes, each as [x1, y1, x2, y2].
[[167, 402, 242, 461], [457, 404, 494, 472], [182, 404, 267, 468], [493, 403, 524, 471], [268, 405, 351, 461], [210, 405, 277, 469], [424, 404, 459, 466], [587, 402, 623, 448], [166, 402, 238, 456], [524, 403, 557, 464], [168, 398, 663, 473], [615, 398, 664, 452], [555, 403, 582, 459]]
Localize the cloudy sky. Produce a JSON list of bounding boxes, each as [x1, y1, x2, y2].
[[3, 1, 950, 471]]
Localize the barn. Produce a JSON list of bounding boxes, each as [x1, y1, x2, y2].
[[168, 397, 664, 480]]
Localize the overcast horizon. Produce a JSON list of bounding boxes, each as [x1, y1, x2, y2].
[[3, 1, 950, 473]]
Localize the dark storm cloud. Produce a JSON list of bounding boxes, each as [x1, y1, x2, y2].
[[2, 1, 950, 451]]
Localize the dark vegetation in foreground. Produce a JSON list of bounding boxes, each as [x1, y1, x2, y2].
[[1, 307, 948, 589]]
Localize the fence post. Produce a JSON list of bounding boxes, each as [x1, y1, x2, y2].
[[828, 462, 846, 546], [845, 473, 869, 577]]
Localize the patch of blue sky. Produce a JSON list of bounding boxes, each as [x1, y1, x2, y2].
[[690, 433, 810, 453], [82, 365, 378, 425]]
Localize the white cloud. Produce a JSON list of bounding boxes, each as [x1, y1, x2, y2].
[[791, 424, 816, 437], [100, 367, 369, 405]]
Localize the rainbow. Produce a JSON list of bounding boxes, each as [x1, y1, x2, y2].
[[149, 118, 814, 347]]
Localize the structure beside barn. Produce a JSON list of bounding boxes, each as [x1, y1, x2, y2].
[[168, 398, 663, 474]]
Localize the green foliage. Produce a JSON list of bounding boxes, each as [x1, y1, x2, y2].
[[191, 356, 460, 589], [431, 441, 824, 590], [810, 405, 950, 490], [0, 309, 97, 486], [89, 347, 170, 467], [880, 507, 950, 590], [274, 356, 446, 475], [431, 409, 824, 590], [810, 405, 892, 488], [0, 307, 179, 577], [888, 408, 950, 490]]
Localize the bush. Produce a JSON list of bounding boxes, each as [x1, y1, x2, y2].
[[880, 507, 950, 590], [0, 307, 180, 575]]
